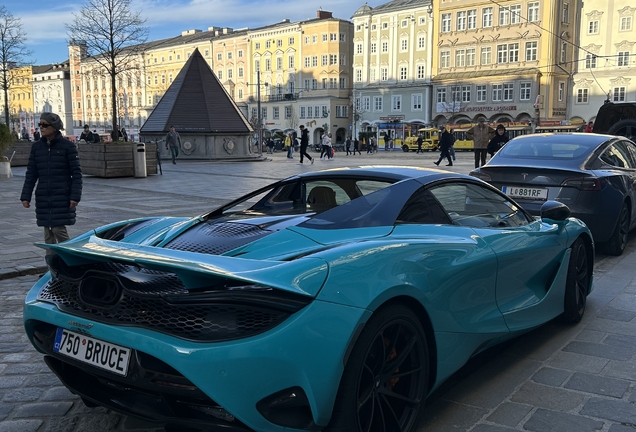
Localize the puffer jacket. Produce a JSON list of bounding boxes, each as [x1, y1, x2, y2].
[[20, 133, 83, 227]]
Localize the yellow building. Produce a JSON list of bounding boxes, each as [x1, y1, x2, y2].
[[247, 10, 354, 145], [431, 0, 578, 127], [212, 29, 250, 103], [8, 66, 34, 137]]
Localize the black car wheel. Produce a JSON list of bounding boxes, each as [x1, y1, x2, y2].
[[402, 145, 410, 152], [560, 238, 590, 323], [607, 119, 636, 141], [326, 305, 428, 432], [605, 203, 630, 256]]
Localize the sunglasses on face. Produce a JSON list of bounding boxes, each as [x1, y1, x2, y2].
[[38, 123, 51, 128]]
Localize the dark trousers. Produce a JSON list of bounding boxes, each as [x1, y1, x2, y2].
[[320, 145, 331, 159], [299, 145, 312, 163], [436, 149, 452, 165], [474, 149, 488, 168], [169, 146, 179, 163]]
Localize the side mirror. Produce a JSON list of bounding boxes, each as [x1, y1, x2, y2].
[[540, 200, 570, 221]]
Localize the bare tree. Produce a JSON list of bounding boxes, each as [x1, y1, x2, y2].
[[286, 105, 299, 130], [66, 0, 148, 136], [0, 6, 32, 126]]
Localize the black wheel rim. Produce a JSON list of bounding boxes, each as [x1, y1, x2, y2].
[[618, 206, 630, 251], [573, 242, 589, 315], [356, 319, 425, 432]]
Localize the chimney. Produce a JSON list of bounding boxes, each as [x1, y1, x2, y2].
[[317, 10, 333, 19]]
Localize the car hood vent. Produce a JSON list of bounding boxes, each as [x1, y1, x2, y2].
[[164, 221, 272, 255]]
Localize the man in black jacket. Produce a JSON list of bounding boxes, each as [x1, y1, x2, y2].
[[298, 125, 314, 164], [20, 112, 83, 245]]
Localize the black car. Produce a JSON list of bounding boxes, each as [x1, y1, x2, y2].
[[592, 102, 636, 140], [471, 133, 636, 255]]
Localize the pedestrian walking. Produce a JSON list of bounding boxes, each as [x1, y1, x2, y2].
[[320, 132, 332, 160], [298, 125, 314, 164], [346, 137, 352, 156], [20, 112, 82, 247], [165, 125, 182, 164], [367, 137, 374, 154], [466, 118, 495, 168], [416, 135, 423, 154], [285, 133, 295, 159], [353, 138, 361, 155], [121, 128, 128, 142], [434, 126, 454, 167], [449, 128, 456, 161]]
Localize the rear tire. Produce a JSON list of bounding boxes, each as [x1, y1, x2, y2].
[[561, 238, 590, 323], [326, 305, 428, 432], [604, 203, 630, 256], [607, 119, 636, 141]]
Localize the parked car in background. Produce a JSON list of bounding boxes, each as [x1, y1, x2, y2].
[[592, 102, 636, 141], [24, 167, 593, 432], [471, 133, 636, 255]]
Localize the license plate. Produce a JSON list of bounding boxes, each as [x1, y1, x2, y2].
[[502, 186, 548, 200], [53, 328, 131, 376]]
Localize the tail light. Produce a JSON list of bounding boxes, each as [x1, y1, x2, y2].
[[561, 177, 605, 191]]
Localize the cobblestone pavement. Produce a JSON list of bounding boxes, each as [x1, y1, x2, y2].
[[1, 150, 635, 431]]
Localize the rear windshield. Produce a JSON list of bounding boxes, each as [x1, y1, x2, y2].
[[498, 139, 595, 159]]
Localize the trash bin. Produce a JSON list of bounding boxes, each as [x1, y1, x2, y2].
[[133, 143, 147, 178]]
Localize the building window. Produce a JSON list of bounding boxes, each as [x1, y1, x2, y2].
[[457, 11, 467, 30], [509, 43, 519, 62], [561, 42, 567, 63], [399, 66, 407, 80], [450, 86, 461, 102], [456, 49, 466, 67], [392, 95, 402, 111], [401, 19, 408, 27], [238, 89, 243, 99], [362, 96, 371, 111], [462, 86, 471, 102], [341, 55, 346, 66], [520, 82, 531, 100], [436, 87, 447, 103], [618, 51, 630, 67], [217, 53, 222, 61], [418, 36, 425, 49], [289, 56, 294, 69], [330, 54, 338, 65], [481, 46, 492, 65], [356, 43, 363, 54], [373, 96, 383, 111], [442, 13, 451, 32], [277, 57, 283, 70], [525, 41, 538, 61], [477, 85, 487, 102], [562, 3, 569, 23], [401, 39, 408, 51], [381, 67, 388, 81], [340, 33, 346, 42], [621, 17, 632, 31], [371, 43, 377, 53], [330, 33, 337, 41], [499, 7, 510, 26], [417, 65, 425, 79], [558, 82, 565, 101], [483, 7, 493, 27], [412, 93, 422, 110], [285, 106, 291, 119], [238, 50, 243, 57], [335, 105, 348, 117], [356, 69, 362, 82], [265, 40, 271, 49], [322, 55, 328, 66], [492, 84, 503, 101], [228, 69, 233, 79], [329, 78, 337, 89], [382, 41, 388, 52], [588, 20, 599, 34], [305, 56, 311, 68], [289, 37, 295, 45], [527, 3, 540, 22], [312, 56, 318, 67], [238, 67, 244, 78], [383, 22, 388, 29], [503, 83, 514, 101], [577, 88, 589, 103], [300, 106, 306, 118], [307, 106, 312, 118], [340, 77, 346, 89], [466, 48, 476, 66], [467, 10, 477, 29], [322, 78, 327, 89], [322, 34, 328, 42], [510, 5, 521, 24], [265, 59, 271, 71], [585, 54, 597, 69], [440, 50, 450, 68], [497, 44, 508, 63], [273, 107, 280, 119]]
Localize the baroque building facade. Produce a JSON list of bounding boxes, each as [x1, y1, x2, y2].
[[32, 62, 73, 138], [352, 0, 435, 145], [431, 0, 578, 129], [570, 0, 636, 124]]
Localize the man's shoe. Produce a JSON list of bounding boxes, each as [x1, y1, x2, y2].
[[446, 163, 453, 166], [311, 159, 314, 165], [434, 161, 440, 166]]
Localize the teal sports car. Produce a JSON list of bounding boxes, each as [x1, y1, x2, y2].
[[23, 166, 594, 432]]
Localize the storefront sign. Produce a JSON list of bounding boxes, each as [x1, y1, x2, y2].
[[465, 105, 517, 112], [379, 116, 405, 120]]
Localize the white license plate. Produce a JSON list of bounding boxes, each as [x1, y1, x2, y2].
[[502, 186, 548, 200], [53, 328, 131, 376]]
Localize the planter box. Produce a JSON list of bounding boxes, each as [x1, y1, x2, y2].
[[3, 141, 31, 166], [78, 142, 157, 178]]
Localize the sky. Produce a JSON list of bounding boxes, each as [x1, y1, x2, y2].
[[3, 0, 377, 66]]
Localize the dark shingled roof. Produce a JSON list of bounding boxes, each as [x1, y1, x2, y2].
[[140, 48, 253, 134]]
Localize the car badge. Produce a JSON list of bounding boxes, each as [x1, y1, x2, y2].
[[521, 173, 528, 180], [68, 320, 93, 330]]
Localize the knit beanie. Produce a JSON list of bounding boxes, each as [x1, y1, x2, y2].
[[40, 112, 64, 131]]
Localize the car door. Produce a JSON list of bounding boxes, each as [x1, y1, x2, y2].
[[609, 140, 636, 230], [428, 181, 569, 331]]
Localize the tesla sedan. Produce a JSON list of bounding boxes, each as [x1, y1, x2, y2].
[[471, 133, 636, 255]]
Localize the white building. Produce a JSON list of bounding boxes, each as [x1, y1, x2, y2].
[[32, 62, 73, 137]]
